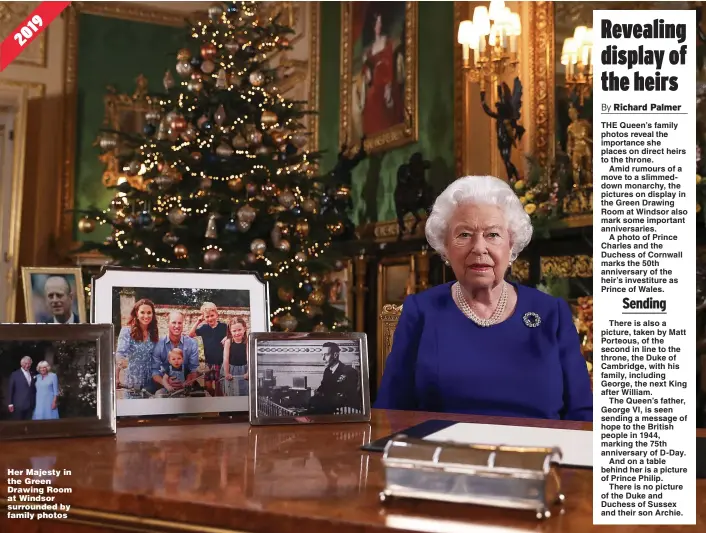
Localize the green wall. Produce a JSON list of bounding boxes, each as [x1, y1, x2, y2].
[[74, 14, 184, 242], [319, 2, 456, 224]]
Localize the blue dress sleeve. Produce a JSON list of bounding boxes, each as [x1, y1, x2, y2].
[[116, 327, 131, 358], [50, 373, 59, 397], [556, 298, 593, 421], [374, 294, 423, 410]]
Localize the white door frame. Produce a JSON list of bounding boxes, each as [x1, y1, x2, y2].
[[0, 80, 41, 322]]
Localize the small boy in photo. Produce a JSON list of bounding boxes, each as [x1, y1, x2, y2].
[[189, 302, 227, 397], [163, 348, 185, 385]]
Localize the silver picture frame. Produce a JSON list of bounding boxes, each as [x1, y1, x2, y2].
[[0, 324, 116, 440], [249, 332, 371, 426], [91, 266, 270, 418]]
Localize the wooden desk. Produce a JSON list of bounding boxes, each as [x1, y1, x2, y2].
[[0, 410, 703, 533]]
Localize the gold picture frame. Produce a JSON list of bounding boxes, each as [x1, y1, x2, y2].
[[21, 267, 87, 324], [324, 259, 354, 323], [377, 255, 415, 315], [98, 75, 154, 190], [340, 1, 418, 153], [527, 1, 555, 171]]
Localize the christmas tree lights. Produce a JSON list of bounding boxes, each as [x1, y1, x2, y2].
[[76, 1, 354, 332]]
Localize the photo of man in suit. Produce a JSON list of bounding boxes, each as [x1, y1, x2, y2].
[[8, 356, 36, 420], [309, 342, 361, 414], [41, 275, 80, 324]]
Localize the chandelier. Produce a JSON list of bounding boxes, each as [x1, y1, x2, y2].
[[457, 0, 521, 90], [562, 26, 594, 105]]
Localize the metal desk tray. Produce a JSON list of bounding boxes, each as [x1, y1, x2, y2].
[[379, 434, 564, 519]]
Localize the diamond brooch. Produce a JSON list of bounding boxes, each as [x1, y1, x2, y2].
[[523, 312, 541, 328]]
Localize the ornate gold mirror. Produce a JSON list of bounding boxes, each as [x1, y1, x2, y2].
[[529, 1, 699, 221], [96, 75, 153, 190]]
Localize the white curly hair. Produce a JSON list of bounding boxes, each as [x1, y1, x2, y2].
[[425, 175, 533, 262]]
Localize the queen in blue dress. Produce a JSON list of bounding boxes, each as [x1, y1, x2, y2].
[[33, 361, 59, 420], [375, 175, 593, 421]]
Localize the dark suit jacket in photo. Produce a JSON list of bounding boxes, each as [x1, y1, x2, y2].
[[40, 313, 80, 324], [315, 362, 361, 411], [8, 369, 36, 412]]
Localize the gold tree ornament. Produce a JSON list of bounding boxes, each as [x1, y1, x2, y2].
[[250, 239, 266, 255], [203, 248, 221, 265], [78, 217, 96, 234], [261, 110, 278, 126], [174, 244, 188, 259], [278, 313, 298, 331], [277, 286, 294, 301], [205, 214, 218, 239], [249, 71, 265, 86], [308, 289, 325, 307], [163, 70, 175, 90], [295, 220, 309, 237], [228, 176, 244, 191], [168, 208, 187, 225], [214, 105, 227, 126]]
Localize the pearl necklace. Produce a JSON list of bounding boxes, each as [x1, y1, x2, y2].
[[453, 282, 508, 327]]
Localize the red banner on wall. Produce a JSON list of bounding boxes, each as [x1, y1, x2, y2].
[[0, 2, 71, 71]]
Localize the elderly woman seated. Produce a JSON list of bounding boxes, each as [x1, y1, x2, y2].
[[375, 175, 593, 421]]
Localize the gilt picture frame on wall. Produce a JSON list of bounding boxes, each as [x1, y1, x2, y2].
[[249, 332, 371, 426], [92, 266, 270, 418], [22, 267, 87, 324], [340, 1, 418, 153], [0, 324, 115, 441], [324, 259, 354, 323]]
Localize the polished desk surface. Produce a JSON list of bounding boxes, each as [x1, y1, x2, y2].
[[0, 410, 704, 533]]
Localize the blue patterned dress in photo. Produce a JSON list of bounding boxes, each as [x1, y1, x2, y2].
[[116, 326, 156, 391]]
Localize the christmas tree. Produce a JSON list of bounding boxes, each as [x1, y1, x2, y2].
[[76, 1, 355, 332]]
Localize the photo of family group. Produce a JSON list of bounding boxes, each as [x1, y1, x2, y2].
[[92, 268, 271, 417], [112, 286, 251, 398], [0, 339, 97, 423]]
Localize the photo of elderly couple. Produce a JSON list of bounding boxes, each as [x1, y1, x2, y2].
[[0, 340, 97, 422], [111, 287, 250, 402]]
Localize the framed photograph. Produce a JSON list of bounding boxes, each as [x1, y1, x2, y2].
[[324, 259, 354, 322], [340, 1, 418, 153], [22, 267, 87, 324], [0, 324, 115, 441], [92, 267, 270, 418], [249, 332, 370, 426]]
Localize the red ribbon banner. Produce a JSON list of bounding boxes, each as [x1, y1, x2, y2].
[[0, 1, 71, 72]]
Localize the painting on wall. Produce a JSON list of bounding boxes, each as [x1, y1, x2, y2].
[[324, 259, 354, 322], [377, 256, 414, 316], [340, 1, 417, 153]]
